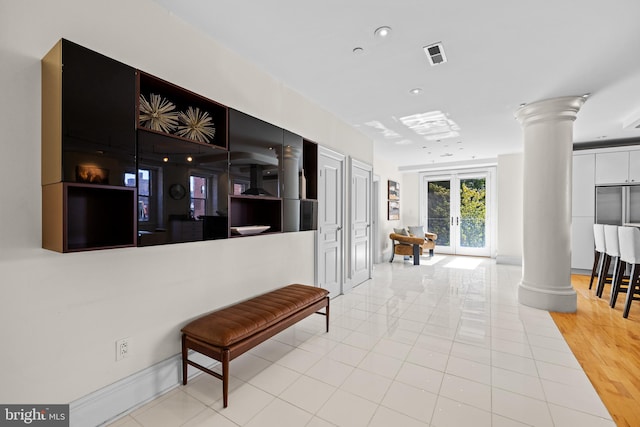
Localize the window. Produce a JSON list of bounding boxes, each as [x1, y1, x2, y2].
[[125, 169, 152, 222], [190, 175, 207, 219], [233, 182, 247, 195]]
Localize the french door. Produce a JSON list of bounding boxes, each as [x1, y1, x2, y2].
[[318, 147, 345, 298], [424, 172, 490, 256], [350, 158, 372, 289]]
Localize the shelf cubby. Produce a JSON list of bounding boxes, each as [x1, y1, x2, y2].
[[229, 196, 282, 236], [137, 72, 228, 150], [43, 182, 136, 252]]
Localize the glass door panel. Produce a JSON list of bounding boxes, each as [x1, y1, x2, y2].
[[425, 173, 490, 256], [458, 177, 486, 250], [427, 179, 453, 254]]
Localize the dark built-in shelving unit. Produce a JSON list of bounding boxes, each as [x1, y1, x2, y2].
[[42, 39, 137, 252], [41, 38, 317, 252]]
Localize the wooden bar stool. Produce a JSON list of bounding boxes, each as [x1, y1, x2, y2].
[[589, 224, 606, 290], [617, 226, 640, 318], [597, 225, 621, 298]]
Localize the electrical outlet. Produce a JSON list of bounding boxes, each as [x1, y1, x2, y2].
[[116, 338, 130, 361]]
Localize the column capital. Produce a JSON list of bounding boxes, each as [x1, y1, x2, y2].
[[515, 96, 586, 126]]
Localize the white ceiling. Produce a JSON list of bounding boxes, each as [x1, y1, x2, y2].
[[151, 0, 640, 170]]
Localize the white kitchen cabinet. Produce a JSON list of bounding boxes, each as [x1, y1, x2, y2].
[[571, 216, 595, 271], [595, 151, 630, 184], [595, 150, 640, 184], [572, 148, 640, 271], [572, 153, 596, 271], [629, 150, 640, 183], [572, 154, 595, 216]]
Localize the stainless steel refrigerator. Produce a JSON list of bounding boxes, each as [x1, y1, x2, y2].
[[595, 185, 640, 225]]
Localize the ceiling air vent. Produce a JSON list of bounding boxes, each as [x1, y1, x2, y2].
[[424, 42, 447, 66]]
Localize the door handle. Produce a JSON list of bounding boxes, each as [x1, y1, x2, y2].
[[451, 217, 453, 226], [456, 217, 459, 225], [337, 226, 342, 231]]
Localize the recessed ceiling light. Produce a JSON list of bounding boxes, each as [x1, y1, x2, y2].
[[374, 26, 392, 38], [409, 88, 422, 95], [353, 47, 364, 55]]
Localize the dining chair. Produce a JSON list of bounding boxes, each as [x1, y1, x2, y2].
[[597, 225, 621, 299], [590, 224, 606, 290], [617, 226, 640, 318]]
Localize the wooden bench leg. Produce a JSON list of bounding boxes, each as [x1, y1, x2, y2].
[[222, 349, 230, 408], [326, 297, 330, 332], [181, 334, 188, 385]]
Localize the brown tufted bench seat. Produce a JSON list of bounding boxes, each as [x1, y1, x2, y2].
[[181, 284, 330, 407]]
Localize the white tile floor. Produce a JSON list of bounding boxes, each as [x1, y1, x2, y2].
[[107, 255, 615, 427]]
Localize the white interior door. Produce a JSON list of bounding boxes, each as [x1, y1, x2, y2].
[[372, 177, 380, 263], [317, 147, 344, 297], [424, 172, 490, 256], [350, 159, 372, 288]]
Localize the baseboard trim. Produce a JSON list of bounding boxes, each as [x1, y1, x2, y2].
[[496, 255, 522, 266], [571, 268, 591, 276], [70, 352, 217, 427]]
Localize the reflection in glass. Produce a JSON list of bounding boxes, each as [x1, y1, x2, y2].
[[228, 109, 282, 198], [428, 180, 451, 246], [459, 178, 486, 248], [136, 128, 229, 245], [190, 175, 207, 219]]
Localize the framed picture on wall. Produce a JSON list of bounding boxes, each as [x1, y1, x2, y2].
[[388, 180, 399, 200], [388, 201, 399, 220]]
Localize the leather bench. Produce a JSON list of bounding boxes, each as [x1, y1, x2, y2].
[[181, 284, 330, 407]]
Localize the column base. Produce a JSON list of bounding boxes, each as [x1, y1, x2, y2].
[[518, 280, 577, 313]]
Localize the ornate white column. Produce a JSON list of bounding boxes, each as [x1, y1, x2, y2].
[[515, 96, 586, 312]]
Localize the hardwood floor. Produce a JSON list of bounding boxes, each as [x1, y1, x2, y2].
[[551, 274, 640, 427]]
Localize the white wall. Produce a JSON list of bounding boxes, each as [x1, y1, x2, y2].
[[372, 156, 403, 263], [401, 173, 421, 226], [0, 0, 373, 404], [496, 153, 524, 264]]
